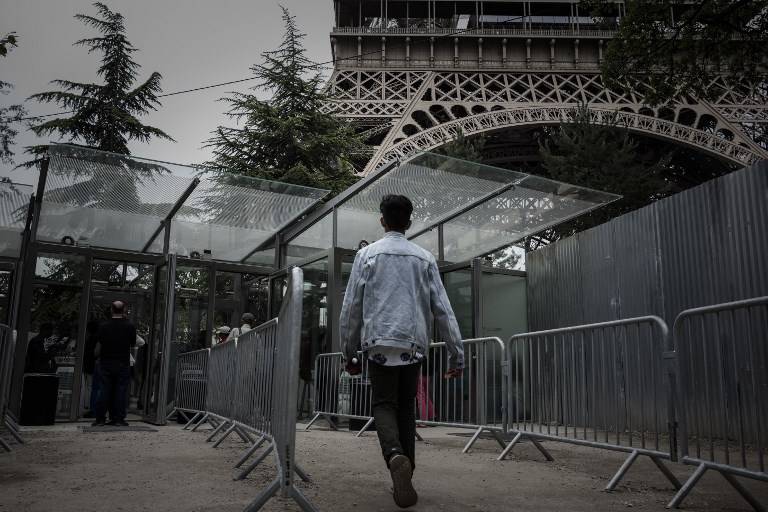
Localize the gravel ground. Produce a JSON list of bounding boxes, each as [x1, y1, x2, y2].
[[0, 421, 765, 512]]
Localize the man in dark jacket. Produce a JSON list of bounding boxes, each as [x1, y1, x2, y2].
[[25, 323, 56, 373], [93, 301, 136, 427]]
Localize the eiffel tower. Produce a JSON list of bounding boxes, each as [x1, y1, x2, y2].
[[322, 1, 768, 174]]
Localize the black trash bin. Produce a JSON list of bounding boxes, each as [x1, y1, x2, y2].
[[20, 373, 59, 425]]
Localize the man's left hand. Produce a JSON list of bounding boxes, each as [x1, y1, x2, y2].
[[346, 360, 362, 376]]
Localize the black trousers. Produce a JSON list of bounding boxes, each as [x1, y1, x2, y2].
[[368, 361, 421, 470], [95, 359, 130, 422]]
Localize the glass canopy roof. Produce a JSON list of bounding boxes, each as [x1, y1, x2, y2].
[[0, 181, 33, 258], [285, 152, 620, 264], [38, 145, 328, 262]]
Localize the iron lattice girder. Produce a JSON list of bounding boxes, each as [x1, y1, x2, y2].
[[379, 106, 762, 168], [321, 69, 767, 173]]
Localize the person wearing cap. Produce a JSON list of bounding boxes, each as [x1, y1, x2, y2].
[[213, 326, 231, 346], [340, 194, 464, 509], [225, 312, 255, 342]]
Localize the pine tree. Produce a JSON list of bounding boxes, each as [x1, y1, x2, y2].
[[434, 128, 486, 163], [0, 32, 27, 165], [22, 3, 172, 167], [204, 7, 363, 196], [538, 104, 671, 237]]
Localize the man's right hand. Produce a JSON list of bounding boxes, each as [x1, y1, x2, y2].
[[444, 368, 463, 379]]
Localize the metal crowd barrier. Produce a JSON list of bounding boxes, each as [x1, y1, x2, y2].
[[308, 338, 506, 453], [668, 296, 768, 512], [305, 351, 374, 436], [229, 318, 280, 480], [422, 337, 507, 453], [500, 316, 681, 493], [0, 324, 24, 452], [174, 267, 317, 512], [168, 349, 209, 425]]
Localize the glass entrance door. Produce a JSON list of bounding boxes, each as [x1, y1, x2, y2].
[[85, 260, 154, 419], [143, 254, 176, 424]]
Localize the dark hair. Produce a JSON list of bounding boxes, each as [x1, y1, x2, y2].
[[379, 195, 413, 232]]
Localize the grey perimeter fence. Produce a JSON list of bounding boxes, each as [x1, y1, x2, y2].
[[307, 298, 767, 512], [0, 324, 25, 452], [169, 267, 319, 512]]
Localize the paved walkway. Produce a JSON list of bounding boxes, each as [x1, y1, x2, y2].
[[0, 422, 764, 511]]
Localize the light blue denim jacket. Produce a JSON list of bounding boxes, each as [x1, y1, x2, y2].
[[339, 231, 464, 369]]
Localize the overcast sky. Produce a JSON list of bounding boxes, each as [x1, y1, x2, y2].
[[0, 0, 335, 186]]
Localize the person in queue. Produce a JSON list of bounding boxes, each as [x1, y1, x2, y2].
[[92, 301, 136, 427], [339, 194, 464, 508]]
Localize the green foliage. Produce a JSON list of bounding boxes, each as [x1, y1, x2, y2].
[[538, 104, 672, 236], [22, 2, 173, 167], [0, 32, 18, 58], [0, 31, 28, 165], [589, 0, 768, 104], [434, 128, 486, 162], [204, 7, 363, 196]]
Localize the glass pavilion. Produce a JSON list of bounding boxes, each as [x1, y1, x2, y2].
[[1, 144, 617, 423]]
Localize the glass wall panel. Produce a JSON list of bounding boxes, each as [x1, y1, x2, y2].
[[0, 182, 31, 258], [481, 271, 528, 418], [213, 272, 269, 343], [173, 265, 209, 351], [410, 229, 439, 259], [0, 269, 12, 324], [443, 174, 618, 263], [336, 153, 526, 250], [299, 259, 330, 396], [28, 253, 86, 419], [480, 272, 527, 340], [86, 260, 154, 416], [442, 269, 473, 339], [243, 247, 275, 267], [285, 216, 333, 266], [270, 275, 288, 318]]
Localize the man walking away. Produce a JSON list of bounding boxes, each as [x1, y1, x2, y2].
[[93, 301, 136, 427], [340, 195, 464, 508]]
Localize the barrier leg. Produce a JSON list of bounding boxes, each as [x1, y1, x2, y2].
[[415, 430, 427, 444], [355, 418, 374, 438], [213, 423, 237, 448], [650, 456, 682, 490], [497, 432, 523, 461], [294, 463, 311, 483], [530, 439, 554, 461], [304, 413, 321, 431], [0, 436, 11, 452], [462, 427, 484, 454], [606, 450, 640, 491], [234, 436, 267, 468], [242, 477, 280, 512], [720, 471, 766, 512], [235, 444, 274, 481], [490, 430, 508, 451], [234, 425, 252, 444], [290, 485, 321, 512], [5, 414, 22, 432], [4, 421, 24, 445], [206, 420, 229, 442], [165, 408, 178, 421], [184, 412, 203, 430], [667, 463, 707, 509], [191, 413, 210, 432], [177, 410, 190, 423]]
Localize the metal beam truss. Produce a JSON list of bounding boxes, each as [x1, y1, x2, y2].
[[321, 70, 768, 172]]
